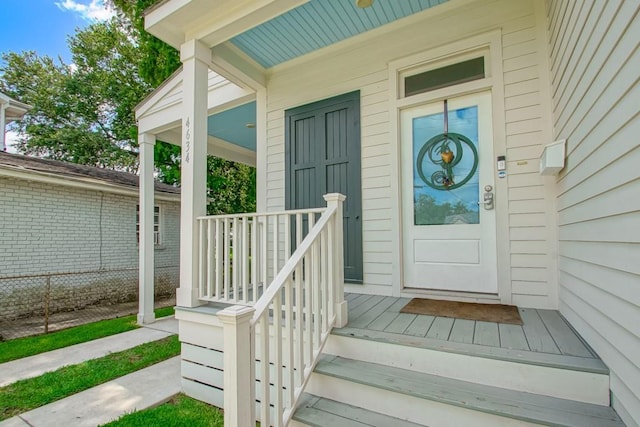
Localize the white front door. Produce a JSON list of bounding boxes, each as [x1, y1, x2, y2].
[[401, 91, 498, 293]]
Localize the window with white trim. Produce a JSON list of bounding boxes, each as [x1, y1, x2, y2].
[[398, 49, 490, 99], [404, 56, 485, 97], [136, 205, 161, 245]]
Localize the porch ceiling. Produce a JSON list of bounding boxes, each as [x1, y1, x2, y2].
[[230, 0, 449, 68], [208, 101, 256, 151], [146, 0, 449, 69]]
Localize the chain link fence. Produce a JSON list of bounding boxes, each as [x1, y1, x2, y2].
[[0, 265, 179, 341]]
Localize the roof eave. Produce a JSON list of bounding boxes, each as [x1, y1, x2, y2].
[[144, 0, 309, 50]]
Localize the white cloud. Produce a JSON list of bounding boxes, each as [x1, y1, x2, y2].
[[55, 0, 115, 22]]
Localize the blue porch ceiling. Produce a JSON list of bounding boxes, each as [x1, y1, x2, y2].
[[208, 102, 256, 151], [231, 0, 449, 68]]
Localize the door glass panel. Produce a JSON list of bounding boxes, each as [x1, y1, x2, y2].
[[413, 105, 480, 225]]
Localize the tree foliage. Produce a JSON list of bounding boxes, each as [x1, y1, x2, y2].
[[0, 19, 147, 170], [1, 0, 256, 214], [111, 0, 256, 214]]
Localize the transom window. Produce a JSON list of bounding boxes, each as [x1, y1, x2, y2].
[[403, 56, 486, 97], [136, 205, 161, 245]]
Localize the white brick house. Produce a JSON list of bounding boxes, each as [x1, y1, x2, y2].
[[0, 152, 180, 319]]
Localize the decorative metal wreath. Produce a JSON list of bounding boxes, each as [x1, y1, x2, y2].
[[416, 132, 478, 190], [415, 100, 479, 191]]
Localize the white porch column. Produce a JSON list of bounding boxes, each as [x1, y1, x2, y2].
[[138, 132, 156, 325], [255, 89, 267, 211], [324, 193, 347, 327], [177, 39, 211, 308]]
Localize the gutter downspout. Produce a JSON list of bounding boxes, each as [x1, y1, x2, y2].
[[0, 101, 6, 152]]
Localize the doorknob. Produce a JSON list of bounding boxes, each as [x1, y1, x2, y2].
[[478, 185, 494, 210]]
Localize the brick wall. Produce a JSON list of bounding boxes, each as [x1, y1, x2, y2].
[[0, 176, 180, 276], [0, 176, 181, 321]]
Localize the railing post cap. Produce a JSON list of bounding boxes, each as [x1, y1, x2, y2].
[[217, 305, 255, 323], [323, 193, 346, 202]]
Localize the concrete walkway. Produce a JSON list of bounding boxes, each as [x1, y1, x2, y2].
[[0, 316, 178, 387], [0, 316, 181, 427], [1, 357, 181, 427]]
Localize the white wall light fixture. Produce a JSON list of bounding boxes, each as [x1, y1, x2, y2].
[[539, 139, 566, 175]]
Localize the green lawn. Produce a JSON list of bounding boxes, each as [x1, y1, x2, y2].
[[0, 335, 180, 421], [0, 306, 175, 364], [102, 394, 224, 427]]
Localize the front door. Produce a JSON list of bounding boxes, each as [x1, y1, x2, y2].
[[401, 91, 497, 293], [285, 91, 363, 283]]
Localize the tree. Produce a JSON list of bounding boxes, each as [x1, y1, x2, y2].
[[207, 157, 256, 214], [1, 0, 256, 214], [0, 19, 147, 170], [110, 0, 256, 214]]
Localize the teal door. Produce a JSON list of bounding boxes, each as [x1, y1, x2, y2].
[[285, 91, 363, 283]]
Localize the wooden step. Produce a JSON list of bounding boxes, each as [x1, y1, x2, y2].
[[292, 394, 423, 427], [305, 355, 624, 427], [324, 331, 610, 405]]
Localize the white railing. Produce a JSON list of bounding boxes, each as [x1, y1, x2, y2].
[[197, 208, 325, 305], [217, 194, 348, 427]]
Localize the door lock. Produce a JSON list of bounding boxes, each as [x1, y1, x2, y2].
[[478, 185, 494, 210]]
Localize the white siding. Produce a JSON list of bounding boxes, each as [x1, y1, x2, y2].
[[264, 0, 556, 305], [546, 0, 640, 425]]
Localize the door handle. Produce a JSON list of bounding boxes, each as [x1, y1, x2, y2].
[[478, 185, 494, 210]]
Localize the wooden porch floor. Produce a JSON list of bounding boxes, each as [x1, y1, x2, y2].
[[334, 293, 607, 373]]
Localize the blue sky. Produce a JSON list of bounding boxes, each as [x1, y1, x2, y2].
[[1, 1, 113, 151], [0, 0, 114, 64]]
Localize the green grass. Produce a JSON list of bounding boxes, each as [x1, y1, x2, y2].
[[0, 306, 175, 364], [0, 335, 180, 421], [102, 394, 224, 427]]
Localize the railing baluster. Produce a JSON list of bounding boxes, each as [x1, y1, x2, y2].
[[273, 291, 283, 426], [260, 315, 270, 426], [261, 216, 268, 296], [321, 227, 329, 331], [224, 218, 230, 300], [207, 219, 214, 299], [242, 217, 249, 304], [273, 214, 279, 283], [284, 214, 291, 262], [327, 216, 335, 322], [312, 236, 321, 346], [232, 217, 238, 302], [303, 245, 313, 370], [215, 219, 222, 298], [284, 278, 295, 409], [198, 219, 206, 297], [251, 216, 258, 303], [296, 213, 302, 248], [294, 260, 304, 388]]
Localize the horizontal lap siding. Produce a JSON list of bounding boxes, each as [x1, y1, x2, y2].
[[266, 0, 553, 300], [502, 9, 555, 307], [547, 0, 640, 425]]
